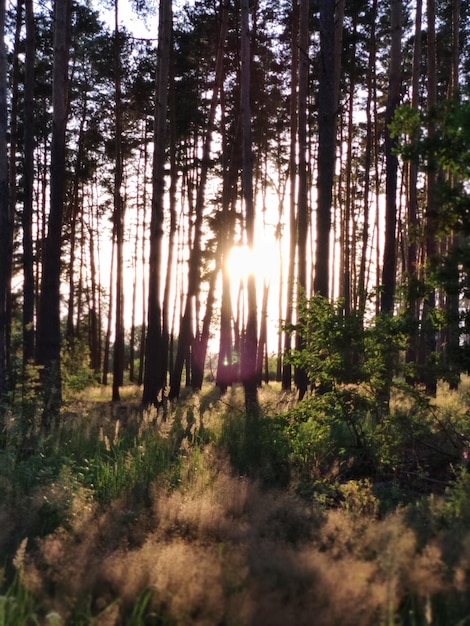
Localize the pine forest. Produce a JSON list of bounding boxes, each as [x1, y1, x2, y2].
[[1, 0, 470, 623]]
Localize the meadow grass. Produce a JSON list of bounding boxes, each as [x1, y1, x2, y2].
[[1, 382, 470, 624]]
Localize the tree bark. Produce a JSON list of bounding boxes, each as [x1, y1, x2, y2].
[[294, 0, 309, 399], [5, 2, 22, 388], [377, 0, 401, 418], [314, 0, 340, 297], [405, 0, 422, 384], [446, 0, 461, 390], [0, 0, 9, 414], [161, 60, 178, 391], [358, 0, 377, 316], [281, 0, 299, 391], [421, 0, 438, 396], [128, 149, 142, 383], [143, 0, 172, 406], [88, 216, 101, 373], [22, 0, 35, 364], [240, 0, 258, 414], [36, 0, 72, 429], [138, 137, 149, 387], [341, 12, 357, 316], [380, 0, 401, 315], [112, 0, 125, 402]]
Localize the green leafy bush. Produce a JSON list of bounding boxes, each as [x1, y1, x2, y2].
[[285, 295, 407, 395], [61, 339, 98, 393]]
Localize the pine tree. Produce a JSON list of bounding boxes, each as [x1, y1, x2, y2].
[[36, 0, 72, 429], [0, 0, 9, 415]]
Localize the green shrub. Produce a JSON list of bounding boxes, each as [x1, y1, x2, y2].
[[62, 339, 98, 393], [285, 295, 407, 394]]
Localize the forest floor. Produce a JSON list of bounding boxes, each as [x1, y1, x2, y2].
[[1, 382, 470, 625]]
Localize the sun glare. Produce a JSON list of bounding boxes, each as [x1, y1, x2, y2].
[[226, 245, 256, 283], [226, 239, 279, 286]]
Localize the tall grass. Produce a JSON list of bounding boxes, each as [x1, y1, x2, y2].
[[0, 575, 39, 626], [1, 384, 470, 624], [73, 425, 180, 505]]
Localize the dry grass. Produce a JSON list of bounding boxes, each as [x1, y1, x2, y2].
[[10, 438, 468, 626], [4, 381, 470, 624]]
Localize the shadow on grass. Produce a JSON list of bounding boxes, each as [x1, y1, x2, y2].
[[218, 402, 291, 488]]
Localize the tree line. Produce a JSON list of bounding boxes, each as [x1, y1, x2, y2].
[[0, 0, 469, 431]]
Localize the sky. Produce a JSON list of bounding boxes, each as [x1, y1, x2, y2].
[[101, 0, 159, 40]]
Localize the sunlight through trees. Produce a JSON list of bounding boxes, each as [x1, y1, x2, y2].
[[0, 0, 469, 411]]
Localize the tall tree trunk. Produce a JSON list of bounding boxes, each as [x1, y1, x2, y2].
[[341, 13, 357, 316], [294, 0, 309, 399], [450, 0, 460, 97], [36, 0, 72, 429], [330, 0, 345, 305], [0, 0, 9, 416], [314, 0, 341, 297], [143, 0, 172, 406], [112, 0, 125, 401], [377, 0, 401, 418], [296, 0, 308, 298], [281, 0, 299, 391], [446, 0, 461, 390], [358, 0, 377, 316], [6, 1, 22, 385], [380, 0, 401, 315], [161, 65, 177, 391], [138, 135, 149, 388], [240, 0, 258, 413], [22, 0, 35, 364], [421, 0, 438, 396], [405, 0, 422, 384]]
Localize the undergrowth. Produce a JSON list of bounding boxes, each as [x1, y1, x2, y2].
[[1, 381, 470, 625]]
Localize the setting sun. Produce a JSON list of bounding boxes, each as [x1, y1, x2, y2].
[[226, 244, 256, 283], [226, 239, 279, 286]]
